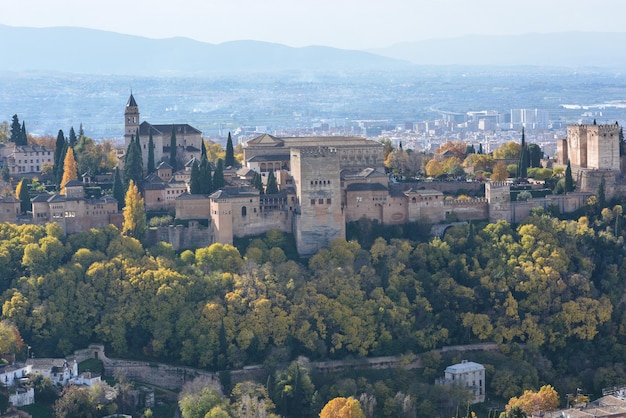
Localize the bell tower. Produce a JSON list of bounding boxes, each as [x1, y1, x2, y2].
[[124, 93, 140, 147]]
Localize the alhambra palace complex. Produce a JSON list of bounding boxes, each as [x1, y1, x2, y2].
[[3, 94, 626, 256]]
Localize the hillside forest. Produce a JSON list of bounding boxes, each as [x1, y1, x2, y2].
[[1, 192, 626, 416]]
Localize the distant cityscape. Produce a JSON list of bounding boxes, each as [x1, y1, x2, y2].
[[3, 68, 626, 159]]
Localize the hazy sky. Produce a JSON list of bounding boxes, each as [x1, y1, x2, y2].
[[4, 0, 626, 49]]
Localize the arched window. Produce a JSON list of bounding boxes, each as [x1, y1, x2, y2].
[[242, 206, 247, 217]]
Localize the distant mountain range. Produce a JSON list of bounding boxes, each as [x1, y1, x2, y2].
[[3, 25, 626, 75], [0, 25, 407, 75], [371, 32, 626, 68]]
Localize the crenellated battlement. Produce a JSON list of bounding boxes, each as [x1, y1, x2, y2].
[[444, 198, 487, 205], [293, 146, 337, 157]]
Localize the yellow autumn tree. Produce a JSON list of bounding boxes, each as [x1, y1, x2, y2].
[[122, 179, 146, 239], [492, 161, 509, 181], [60, 147, 78, 195], [506, 385, 559, 415], [320, 397, 365, 418]]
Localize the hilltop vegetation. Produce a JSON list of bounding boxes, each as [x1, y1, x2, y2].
[[2, 199, 626, 415]]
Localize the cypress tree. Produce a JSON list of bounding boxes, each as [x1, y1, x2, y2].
[[564, 160, 574, 192], [147, 129, 155, 174], [265, 169, 278, 194], [135, 128, 143, 171], [16, 178, 30, 214], [19, 121, 27, 146], [53, 130, 66, 183], [213, 158, 225, 189], [69, 126, 77, 147], [252, 171, 264, 194], [9, 115, 20, 143], [201, 139, 207, 161], [517, 128, 529, 178], [598, 176, 606, 209], [199, 158, 213, 194], [78, 123, 84, 139], [55, 142, 69, 188], [112, 167, 125, 210], [169, 126, 177, 171], [225, 132, 235, 167], [124, 134, 143, 189], [620, 126, 625, 157], [478, 143, 483, 154], [189, 160, 201, 194]]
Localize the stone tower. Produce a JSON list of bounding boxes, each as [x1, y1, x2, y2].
[[485, 181, 512, 223], [291, 147, 345, 256], [125, 93, 140, 145]]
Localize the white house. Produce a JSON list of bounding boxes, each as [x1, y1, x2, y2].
[[0, 364, 30, 387], [27, 358, 78, 386], [437, 360, 485, 403]]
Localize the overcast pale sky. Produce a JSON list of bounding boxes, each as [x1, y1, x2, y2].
[[3, 0, 626, 49]]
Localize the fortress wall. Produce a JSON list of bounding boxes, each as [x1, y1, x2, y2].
[[233, 210, 292, 237], [445, 199, 489, 220], [382, 196, 408, 225]]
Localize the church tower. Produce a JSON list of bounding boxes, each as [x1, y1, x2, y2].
[[124, 93, 140, 147]]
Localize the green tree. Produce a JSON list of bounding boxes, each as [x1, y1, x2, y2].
[[252, 172, 264, 194], [112, 167, 125, 210], [124, 134, 143, 189], [266, 169, 279, 194], [564, 160, 574, 192], [598, 176, 606, 209], [271, 360, 316, 418], [122, 179, 146, 240], [53, 129, 66, 182], [201, 139, 208, 161], [147, 129, 155, 174], [55, 142, 69, 188], [213, 158, 225, 189], [9, 115, 21, 143], [517, 128, 529, 178], [16, 178, 30, 213], [19, 121, 27, 145], [620, 126, 625, 157], [528, 144, 543, 168], [170, 126, 178, 171], [190, 160, 201, 194], [179, 382, 230, 418], [69, 126, 77, 147], [1, 164, 9, 183], [225, 132, 235, 167], [199, 158, 213, 194]]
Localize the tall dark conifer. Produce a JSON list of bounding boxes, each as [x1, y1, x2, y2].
[[201, 140, 207, 161], [564, 160, 574, 193], [112, 167, 125, 210], [225, 132, 235, 167], [199, 158, 213, 194], [147, 130, 155, 174], [189, 160, 201, 194], [10, 115, 21, 144], [213, 158, 225, 189], [252, 172, 264, 194], [169, 126, 177, 171], [124, 134, 143, 189], [19, 121, 27, 146], [265, 169, 278, 194], [517, 128, 529, 178], [69, 126, 77, 147], [53, 129, 66, 183], [56, 142, 69, 188]]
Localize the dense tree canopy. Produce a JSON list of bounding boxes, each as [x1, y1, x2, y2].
[[1, 194, 626, 415]]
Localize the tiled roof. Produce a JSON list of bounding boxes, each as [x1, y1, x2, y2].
[[139, 122, 201, 136]]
